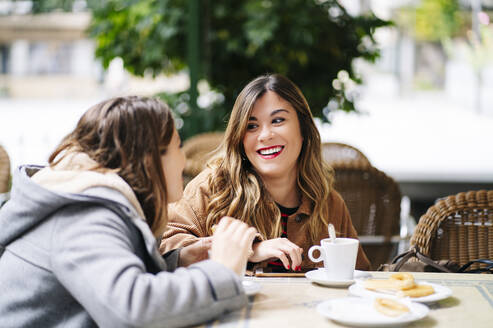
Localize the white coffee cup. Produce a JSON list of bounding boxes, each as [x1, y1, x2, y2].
[[308, 238, 359, 280]]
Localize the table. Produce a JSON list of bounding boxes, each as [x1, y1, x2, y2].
[[200, 272, 493, 327]]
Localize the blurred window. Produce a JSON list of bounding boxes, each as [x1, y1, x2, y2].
[[0, 45, 8, 73], [28, 42, 72, 75]]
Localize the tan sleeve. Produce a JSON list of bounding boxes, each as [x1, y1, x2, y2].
[[330, 190, 371, 271], [159, 171, 212, 254]]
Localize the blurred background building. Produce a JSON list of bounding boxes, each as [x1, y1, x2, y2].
[[0, 11, 99, 98], [0, 0, 492, 220]]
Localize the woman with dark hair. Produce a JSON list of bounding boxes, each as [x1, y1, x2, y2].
[[0, 96, 256, 327], [161, 74, 370, 272]]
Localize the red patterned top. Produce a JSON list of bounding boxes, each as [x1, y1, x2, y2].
[[267, 204, 299, 271]]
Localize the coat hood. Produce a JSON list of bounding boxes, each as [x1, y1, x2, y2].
[[0, 153, 148, 253]]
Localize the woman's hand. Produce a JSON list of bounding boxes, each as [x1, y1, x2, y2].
[[178, 237, 212, 267], [209, 217, 257, 276], [249, 238, 303, 270]]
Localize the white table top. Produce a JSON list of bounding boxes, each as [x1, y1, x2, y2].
[[197, 271, 493, 327]]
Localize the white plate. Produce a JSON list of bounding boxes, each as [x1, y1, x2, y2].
[[305, 269, 372, 287], [349, 280, 452, 303], [242, 280, 261, 296], [317, 297, 429, 327]]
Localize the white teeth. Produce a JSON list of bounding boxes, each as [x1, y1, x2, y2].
[[259, 146, 282, 155]]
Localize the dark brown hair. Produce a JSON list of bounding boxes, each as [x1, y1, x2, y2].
[[49, 96, 174, 236]]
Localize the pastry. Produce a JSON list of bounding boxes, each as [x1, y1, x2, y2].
[[363, 273, 434, 298], [389, 273, 415, 290], [374, 298, 410, 317], [364, 273, 415, 292], [399, 284, 435, 298]]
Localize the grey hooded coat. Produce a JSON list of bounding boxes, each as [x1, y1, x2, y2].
[[0, 165, 246, 328]]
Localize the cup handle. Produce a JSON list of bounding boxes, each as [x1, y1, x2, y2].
[[308, 245, 325, 263]]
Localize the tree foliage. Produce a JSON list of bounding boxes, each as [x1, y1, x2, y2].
[[398, 0, 465, 42], [26, 0, 390, 139], [415, 0, 462, 41]]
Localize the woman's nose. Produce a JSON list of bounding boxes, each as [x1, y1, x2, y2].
[[258, 126, 274, 141]]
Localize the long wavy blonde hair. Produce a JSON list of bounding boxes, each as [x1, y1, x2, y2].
[[205, 74, 334, 241]]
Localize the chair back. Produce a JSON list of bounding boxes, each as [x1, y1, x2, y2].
[[322, 142, 371, 166], [330, 161, 402, 268], [411, 190, 493, 270], [182, 132, 224, 184], [0, 144, 10, 194]]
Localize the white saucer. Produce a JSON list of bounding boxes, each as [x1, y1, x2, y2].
[[349, 280, 453, 303], [305, 269, 372, 287], [317, 297, 429, 327], [242, 280, 261, 296]]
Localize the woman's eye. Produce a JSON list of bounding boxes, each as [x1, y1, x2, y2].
[[247, 123, 258, 130], [272, 117, 285, 124]]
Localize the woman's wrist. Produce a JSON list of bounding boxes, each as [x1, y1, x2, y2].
[[248, 240, 262, 261]]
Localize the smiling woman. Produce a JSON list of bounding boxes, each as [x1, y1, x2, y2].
[[160, 74, 371, 273]]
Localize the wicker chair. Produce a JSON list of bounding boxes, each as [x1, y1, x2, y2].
[[182, 132, 224, 185], [322, 142, 371, 166], [411, 190, 493, 270], [322, 142, 402, 269], [0, 144, 11, 206], [331, 161, 402, 269]]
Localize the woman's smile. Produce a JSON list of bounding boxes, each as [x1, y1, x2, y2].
[[257, 145, 285, 159]]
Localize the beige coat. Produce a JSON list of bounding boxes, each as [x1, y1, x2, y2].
[[160, 169, 370, 271]]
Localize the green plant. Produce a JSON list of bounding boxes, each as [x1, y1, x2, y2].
[[89, 1, 390, 138], [24, 0, 391, 139], [398, 0, 464, 42], [156, 80, 227, 138], [415, 0, 462, 41]]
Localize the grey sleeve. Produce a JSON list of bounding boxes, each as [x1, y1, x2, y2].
[[162, 248, 180, 271], [50, 205, 247, 328]]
